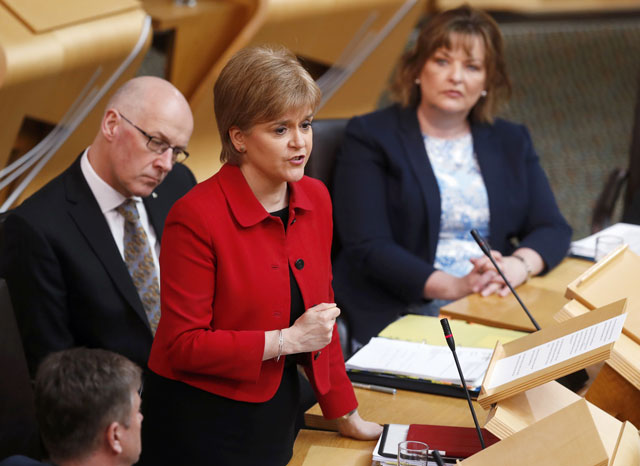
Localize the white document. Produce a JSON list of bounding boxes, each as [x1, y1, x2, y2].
[[346, 337, 493, 387], [485, 314, 626, 389], [374, 424, 409, 460], [570, 222, 640, 259]]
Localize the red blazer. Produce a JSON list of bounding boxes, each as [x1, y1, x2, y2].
[[148, 164, 357, 419]]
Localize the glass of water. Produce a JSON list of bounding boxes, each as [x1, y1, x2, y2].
[[398, 440, 429, 466]]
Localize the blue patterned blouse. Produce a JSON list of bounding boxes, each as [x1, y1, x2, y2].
[[423, 132, 490, 278]]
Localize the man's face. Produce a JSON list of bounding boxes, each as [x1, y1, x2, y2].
[[119, 390, 143, 465], [105, 98, 193, 198]]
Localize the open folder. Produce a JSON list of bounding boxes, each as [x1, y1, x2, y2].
[[346, 315, 525, 398], [346, 337, 492, 398]]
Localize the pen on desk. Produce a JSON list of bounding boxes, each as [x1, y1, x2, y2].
[[351, 382, 396, 394]]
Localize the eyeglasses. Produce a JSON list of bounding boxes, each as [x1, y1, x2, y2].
[[118, 112, 189, 164]]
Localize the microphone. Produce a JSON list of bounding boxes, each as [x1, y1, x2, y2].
[[470, 229, 541, 331], [432, 450, 446, 466], [470, 230, 589, 391], [440, 318, 485, 450]]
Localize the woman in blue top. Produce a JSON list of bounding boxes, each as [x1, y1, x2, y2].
[[332, 5, 572, 347]]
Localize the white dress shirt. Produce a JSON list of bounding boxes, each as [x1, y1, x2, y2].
[[80, 149, 161, 278]]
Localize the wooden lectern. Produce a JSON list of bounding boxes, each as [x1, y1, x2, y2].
[[566, 245, 640, 344], [461, 399, 637, 466], [477, 299, 626, 409], [484, 381, 624, 458], [557, 280, 640, 427]]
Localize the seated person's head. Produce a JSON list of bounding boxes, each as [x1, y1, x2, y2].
[[34, 348, 142, 466], [91, 76, 194, 198], [214, 45, 321, 167], [393, 5, 511, 123]]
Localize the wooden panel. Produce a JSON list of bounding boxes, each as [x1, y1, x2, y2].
[[441, 258, 592, 332], [560, 297, 640, 429], [484, 381, 581, 439], [586, 363, 640, 427], [182, 0, 428, 183], [485, 381, 622, 458], [290, 430, 375, 466], [0, 0, 139, 33], [567, 246, 640, 345], [610, 421, 640, 466], [0, 4, 151, 205], [460, 400, 609, 466], [143, 0, 250, 99]]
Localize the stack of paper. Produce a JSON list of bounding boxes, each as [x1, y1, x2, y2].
[[346, 337, 493, 387], [570, 222, 640, 259]]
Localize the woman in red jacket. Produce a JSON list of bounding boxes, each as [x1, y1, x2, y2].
[[139, 46, 382, 466]]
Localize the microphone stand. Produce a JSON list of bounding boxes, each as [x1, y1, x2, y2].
[[469, 229, 588, 390], [470, 229, 541, 331], [440, 318, 485, 450]]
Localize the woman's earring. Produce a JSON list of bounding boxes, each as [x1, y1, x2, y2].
[[238, 146, 246, 153], [480, 90, 487, 97], [414, 78, 420, 85]]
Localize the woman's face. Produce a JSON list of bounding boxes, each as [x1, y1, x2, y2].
[[233, 108, 314, 188], [417, 33, 487, 118]]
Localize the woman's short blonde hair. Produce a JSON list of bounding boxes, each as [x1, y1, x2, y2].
[[214, 46, 322, 165], [391, 4, 511, 123]]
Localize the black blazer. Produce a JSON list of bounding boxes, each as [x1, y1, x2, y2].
[[1, 156, 196, 376], [332, 105, 572, 343], [0, 456, 46, 466]]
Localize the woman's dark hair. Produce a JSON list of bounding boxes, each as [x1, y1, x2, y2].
[[391, 4, 511, 122]]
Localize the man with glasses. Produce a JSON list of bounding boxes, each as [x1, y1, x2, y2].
[[1, 76, 196, 377]]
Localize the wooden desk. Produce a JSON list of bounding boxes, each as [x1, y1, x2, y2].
[[440, 257, 592, 332], [296, 387, 488, 465], [306, 387, 488, 431], [294, 258, 604, 465]]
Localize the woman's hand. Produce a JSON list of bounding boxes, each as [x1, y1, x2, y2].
[[424, 267, 497, 301], [262, 303, 339, 360], [284, 303, 340, 354], [471, 248, 544, 297], [337, 410, 383, 440], [474, 255, 526, 296]]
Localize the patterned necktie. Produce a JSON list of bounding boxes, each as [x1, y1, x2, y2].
[[116, 199, 160, 334]]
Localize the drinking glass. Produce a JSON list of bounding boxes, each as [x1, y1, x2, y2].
[[595, 235, 623, 261], [398, 440, 429, 466]]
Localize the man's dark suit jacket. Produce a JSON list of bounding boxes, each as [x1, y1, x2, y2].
[[1, 155, 196, 376], [332, 104, 572, 344], [0, 455, 46, 466]]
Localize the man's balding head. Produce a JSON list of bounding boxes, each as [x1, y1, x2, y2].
[[89, 77, 194, 198], [106, 76, 191, 123]]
